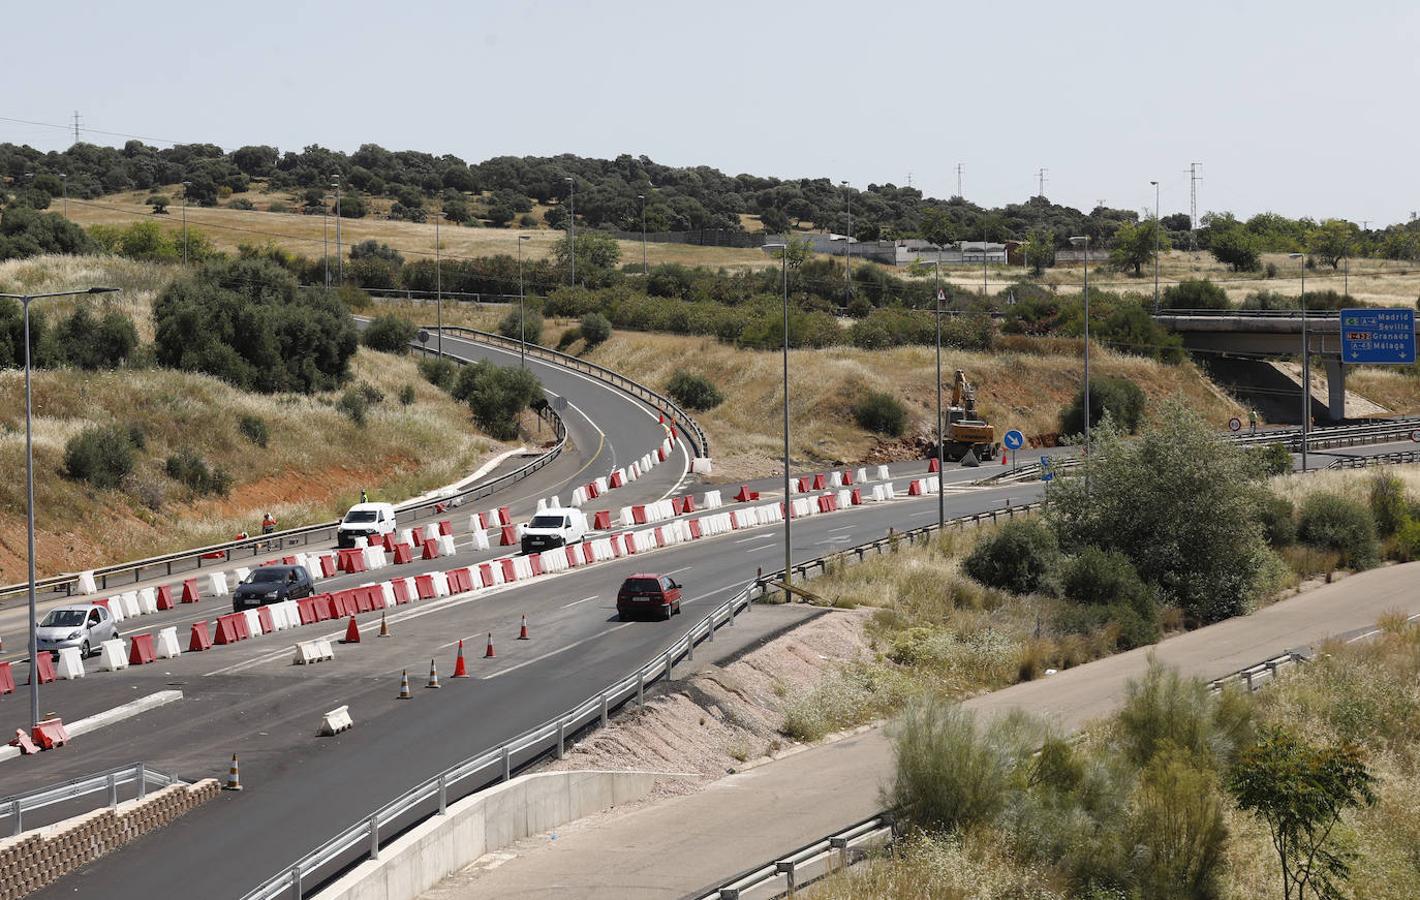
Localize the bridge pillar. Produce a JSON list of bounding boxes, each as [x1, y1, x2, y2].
[[1324, 358, 1346, 422]]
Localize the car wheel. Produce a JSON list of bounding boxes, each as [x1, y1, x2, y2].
[[674, 601, 681, 615], [618, 612, 629, 622], [80, 640, 91, 658], [660, 604, 673, 621]]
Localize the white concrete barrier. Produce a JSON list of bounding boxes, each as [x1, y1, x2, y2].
[[883, 481, 896, 499], [431, 571, 451, 598], [380, 582, 397, 607], [120, 591, 140, 618], [837, 489, 853, 508], [156, 626, 182, 659], [855, 467, 868, 483], [830, 471, 843, 488], [315, 638, 335, 659], [294, 641, 322, 665], [354, 536, 368, 549], [471, 528, 491, 551], [691, 457, 713, 475], [438, 534, 456, 556], [876, 464, 890, 481], [702, 490, 722, 510], [594, 476, 609, 493], [207, 572, 229, 598], [78, 571, 97, 595], [401, 576, 418, 600], [399, 527, 417, 547], [137, 587, 158, 615], [98, 639, 128, 672], [870, 485, 885, 502], [318, 770, 663, 900], [56, 646, 86, 680], [106, 598, 125, 623], [363, 547, 383, 571], [319, 705, 354, 736], [423, 524, 440, 542], [241, 608, 263, 637]]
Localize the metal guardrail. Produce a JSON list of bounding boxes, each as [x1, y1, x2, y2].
[[240, 583, 757, 900], [1327, 449, 1420, 469], [1156, 309, 1346, 319], [1208, 650, 1308, 694], [365, 287, 520, 306], [1230, 418, 1420, 451], [434, 325, 711, 459], [0, 405, 567, 606], [1, 763, 185, 837], [693, 813, 897, 900]]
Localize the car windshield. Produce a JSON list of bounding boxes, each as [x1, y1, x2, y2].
[[623, 578, 662, 593], [246, 569, 288, 583], [41, 609, 87, 627], [529, 515, 568, 528], [344, 510, 378, 524]]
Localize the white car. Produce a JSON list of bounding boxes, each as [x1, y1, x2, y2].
[[521, 509, 589, 554], [35, 604, 119, 657], [337, 502, 397, 548]]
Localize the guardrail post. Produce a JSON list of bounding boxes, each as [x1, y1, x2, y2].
[[438, 773, 448, 814], [665, 650, 674, 680], [776, 860, 797, 894], [600, 693, 609, 727], [11, 799, 21, 837], [707, 615, 715, 642], [830, 836, 849, 872], [290, 865, 302, 898], [727, 600, 735, 626], [368, 814, 380, 860], [136, 763, 147, 800], [502, 746, 512, 782], [107, 773, 118, 808], [556, 720, 566, 760], [686, 634, 695, 661], [636, 672, 645, 707]]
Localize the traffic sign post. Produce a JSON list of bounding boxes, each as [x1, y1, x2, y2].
[[1227, 416, 1242, 433], [1340, 308, 1416, 365], [1003, 429, 1024, 473]]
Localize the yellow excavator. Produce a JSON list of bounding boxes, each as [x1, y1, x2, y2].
[[940, 370, 998, 463]]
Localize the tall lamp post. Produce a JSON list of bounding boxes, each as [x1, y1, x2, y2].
[[434, 206, 443, 356], [59, 173, 67, 219], [181, 181, 192, 266], [517, 235, 531, 368], [840, 181, 852, 304], [934, 250, 945, 530], [322, 193, 330, 288], [565, 177, 576, 287], [1150, 180, 1161, 313], [332, 176, 344, 286], [1290, 252, 1309, 471], [638, 194, 648, 276], [763, 242, 793, 595], [1, 286, 120, 729], [1070, 235, 1092, 462]]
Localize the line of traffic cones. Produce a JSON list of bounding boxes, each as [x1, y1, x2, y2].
[[388, 616, 534, 697], [342, 616, 360, 644], [452, 640, 469, 678]]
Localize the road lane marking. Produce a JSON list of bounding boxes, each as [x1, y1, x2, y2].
[[734, 534, 777, 544], [560, 595, 600, 609]]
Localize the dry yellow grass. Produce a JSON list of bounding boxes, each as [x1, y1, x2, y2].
[[1270, 463, 1420, 509]]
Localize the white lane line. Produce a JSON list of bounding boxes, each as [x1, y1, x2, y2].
[[1346, 628, 1380, 644], [734, 534, 777, 544], [560, 595, 600, 609], [663, 565, 694, 576]]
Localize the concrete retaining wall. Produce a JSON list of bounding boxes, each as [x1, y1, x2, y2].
[[322, 769, 661, 900]]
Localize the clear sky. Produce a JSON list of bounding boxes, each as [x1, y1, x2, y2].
[[6, 0, 1417, 225]]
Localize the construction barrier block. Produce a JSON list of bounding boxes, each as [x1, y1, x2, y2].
[[497, 506, 511, 526], [689, 519, 702, 539], [189, 621, 213, 652], [338, 548, 366, 574], [733, 485, 755, 503], [156, 627, 182, 659], [392, 579, 412, 604], [121, 591, 141, 617], [438, 519, 453, 536], [419, 538, 438, 560], [499, 525, 518, 547], [30, 653, 57, 685], [0, 661, 15, 695], [137, 587, 158, 615], [257, 605, 276, 634], [31, 718, 69, 751], [500, 558, 518, 582], [181, 579, 201, 604], [592, 510, 611, 531], [415, 574, 437, 600], [320, 555, 338, 578], [128, 633, 157, 666], [98, 639, 128, 672], [283, 555, 299, 565], [851, 488, 863, 505], [528, 554, 544, 577], [294, 641, 322, 665], [56, 647, 85, 680], [319, 705, 354, 736], [213, 614, 245, 646], [623, 533, 638, 555], [156, 585, 175, 610], [632, 505, 648, 525], [841, 469, 854, 486], [928, 457, 940, 473], [11, 728, 39, 754], [392, 542, 413, 564]]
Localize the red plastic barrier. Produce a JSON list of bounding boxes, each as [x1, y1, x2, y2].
[[817, 496, 832, 514], [389, 542, 410, 564], [581, 542, 595, 565], [283, 555, 299, 565], [610, 534, 624, 558], [296, 600, 317, 625], [448, 568, 471, 593], [357, 588, 375, 613], [392, 579, 412, 604], [657, 446, 667, 462], [31, 718, 68, 751], [593, 510, 611, 530], [689, 519, 703, 539], [319, 555, 337, 578], [29, 653, 56, 685], [92, 597, 112, 613], [478, 563, 495, 588], [908, 480, 924, 496], [11, 729, 39, 754], [567, 545, 581, 568], [338, 548, 366, 574], [438, 520, 453, 536], [812, 473, 826, 491], [156, 585, 175, 610], [528, 555, 544, 577], [415, 574, 437, 600], [587, 481, 600, 499], [682, 494, 697, 514], [928, 457, 940, 473], [497, 506, 511, 526], [419, 539, 438, 560], [189, 621, 213, 652], [256, 605, 275, 633], [632, 505, 647, 525], [213, 614, 245, 645], [500, 558, 518, 582], [477, 511, 490, 530], [310, 594, 332, 621], [734, 485, 758, 503], [127, 633, 157, 666], [623, 534, 638, 555], [797, 476, 811, 493], [181, 579, 201, 603], [671, 497, 684, 515], [367, 533, 386, 550], [841, 469, 854, 485], [0, 660, 14, 695], [851, 488, 863, 505], [610, 471, 625, 489], [654, 527, 667, 547], [498, 526, 518, 546]]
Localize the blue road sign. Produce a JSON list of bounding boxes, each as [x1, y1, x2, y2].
[[1040, 455, 1054, 482], [1003, 429, 1025, 451], [1340, 308, 1415, 364]]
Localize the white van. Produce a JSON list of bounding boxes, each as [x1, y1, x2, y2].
[[338, 502, 397, 548], [520, 509, 589, 554]]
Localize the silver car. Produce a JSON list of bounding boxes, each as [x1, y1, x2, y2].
[[35, 604, 119, 657]]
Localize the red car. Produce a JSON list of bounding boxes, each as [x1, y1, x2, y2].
[[617, 573, 684, 621]]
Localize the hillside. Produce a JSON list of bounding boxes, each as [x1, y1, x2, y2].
[[0, 256, 507, 582]]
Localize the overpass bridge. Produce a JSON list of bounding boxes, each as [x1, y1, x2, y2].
[[1154, 310, 1419, 422]]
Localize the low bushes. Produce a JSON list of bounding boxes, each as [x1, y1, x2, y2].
[[852, 391, 908, 437], [1058, 375, 1146, 436], [164, 449, 232, 497], [498, 307, 542, 345], [361, 314, 418, 354], [1298, 492, 1380, 569], [962, 520, 1059, 595], [63, 425, 136, 489], [417, 356, 457, 390], [449, 360, 541, 440], [238, 414, 269, 448], [666, 371, 724, 411]]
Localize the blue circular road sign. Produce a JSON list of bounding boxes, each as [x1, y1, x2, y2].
[[1003, 429, 1025, 450]]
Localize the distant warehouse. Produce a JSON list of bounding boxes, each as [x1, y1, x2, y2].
[[763, 234, 1012, 266]]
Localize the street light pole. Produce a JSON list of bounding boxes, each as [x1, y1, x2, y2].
[[934, 253, 945, 531], [333, 177, 344, 286], [1071, 235, 1092, 463], [435, 209, 443, 357], [638, 194, 648, 276], [518, 235, 531, 368], [181, 181, 191, 266], [840, 181, 852, 305], [322, 196, 330, 288], [59, 173, 67, 219], [565, 177, 576, 288], [1, 287, 120, 730], [1291, 253, 1309, 471], [1151, 180, 1161, 312], [763, 242, 793, 595]]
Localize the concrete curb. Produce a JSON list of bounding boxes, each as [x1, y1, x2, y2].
[[1, 689, 183, 765]]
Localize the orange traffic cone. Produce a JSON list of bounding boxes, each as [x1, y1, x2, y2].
[[397, 669, 412, 699], [452, 640, 469, 678], [342, 616, 360, 644], [426, 659, 441, 689], [224, 753, 243, 791], [517, 614, 529, 640], [378, 612, 390, 637], [1001, 449, 1008, 466], [484, 632, 496, 658]]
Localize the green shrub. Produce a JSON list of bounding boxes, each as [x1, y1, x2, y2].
[[554, 327, 581, 351], [164, 448, 232, 496], [852, 391, 908, 437], [398, 384, 416, 406], [1129, 747, 1228, 899], [336, 382, 383, 427], [53, 307, 139, 370], [418, 356, 457, 390], [335, 284, 372, 311], [450, 360, 542, 440], [1255, 493, 1297, 547], [1368, 471, 1409, 537], [962, 520, 1060, 595], [1248, 442, 1293, 477], [1298, 492, 1380, 569], [1116, 660, 1254, 770], [238, 414, 269, 448], [498, 307, 542, 345], [1059, 376, 1146, 436], [1161, 278, 1230, 310], [361, 314, 418, 354], [1062, 547, 1148, 606], [63, 425, 135, 489], [578, 312, 612, 348], [1392, 517, 1420, 562], [666, 370, 724, 411]]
